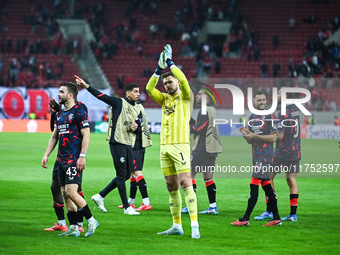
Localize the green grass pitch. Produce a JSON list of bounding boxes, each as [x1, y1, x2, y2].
[[0, 132, 339, 255]]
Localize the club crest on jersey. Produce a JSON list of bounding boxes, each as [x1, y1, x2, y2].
[[164, 105, 176, 115], [68, 113, 74, 121], [120, 157, 125, 163]]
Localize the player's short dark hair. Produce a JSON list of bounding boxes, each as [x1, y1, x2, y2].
[[161, 71, 175, 80], [61, 82, 78, 100], [125, 83, 139, 93], [253, 90, 265, 98]]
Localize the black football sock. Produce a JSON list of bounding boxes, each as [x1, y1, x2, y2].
[[76, 191, 84, 225], [129, 178, 137, 199], [265, 195, 272, 213], [79, 204, 93, 220], [136, 175, 148, 199], [77, 209, 83, 226], [53, 202, 65, 221], [66, 211, 78, 225], [205, 180, 216, 205], [262, 184, 280, 220], [243, 184, 259, 220], [290, 194, 299, 215], [51, 181, 64, 220]]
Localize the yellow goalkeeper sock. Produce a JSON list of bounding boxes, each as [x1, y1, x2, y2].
[[169, 190, 182, 225], [183, 186, 198, 222]]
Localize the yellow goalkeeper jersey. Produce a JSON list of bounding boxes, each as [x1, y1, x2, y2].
[[146, 66, 191, 145]]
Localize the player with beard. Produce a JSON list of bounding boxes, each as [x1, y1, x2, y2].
[[146, 45, 200, 238], [43, 98, 85, 233], [231, 90, 281, 227], [255, 88, 301, 222], [42, 82, 99, 237]]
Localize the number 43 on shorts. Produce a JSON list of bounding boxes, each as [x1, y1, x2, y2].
[[66, 167, 77, 177]]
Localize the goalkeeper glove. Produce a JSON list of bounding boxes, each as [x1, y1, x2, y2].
[[155, 51, 167, 75], [164, 44, 172, 60], [158, 51, 167, 69], [164, 44, 174, 67]]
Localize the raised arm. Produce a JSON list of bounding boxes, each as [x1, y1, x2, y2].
[[146, 75, 164, 105], [75, 75, 120, 107], [146, 51, 167, 105], [170, 66, 190, 99]]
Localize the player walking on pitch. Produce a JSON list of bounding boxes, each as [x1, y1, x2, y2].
[[118, 103, 153, 211], [146, 44, 200, 238], [44, 98, 85, 233], [42, 82, 99, 237], [75, 76, 141, 215]]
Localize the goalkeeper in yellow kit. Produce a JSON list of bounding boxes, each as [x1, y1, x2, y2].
[[146, 44, 200, 239]]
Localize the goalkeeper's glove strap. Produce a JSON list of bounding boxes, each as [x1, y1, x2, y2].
[[166, 59, 175, 68], [155, 66, 164, 75]]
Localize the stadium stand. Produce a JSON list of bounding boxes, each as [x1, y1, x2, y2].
[[0, 0, 78, 87]]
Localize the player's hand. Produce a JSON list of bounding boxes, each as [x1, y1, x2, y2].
[[74, 75, 89, 89], [131, 122, 138, 131], [49, 98, 61, 113], [239, 126, 251, 135], [76, 157, 86, 172], [42, 156, 48, 169], [158, 51, 167, 69], [242, 133, 253, 144], [164, 44, 172, 60]]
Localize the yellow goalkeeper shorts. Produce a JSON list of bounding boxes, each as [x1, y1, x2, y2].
[[160, 144, 191, 176]]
